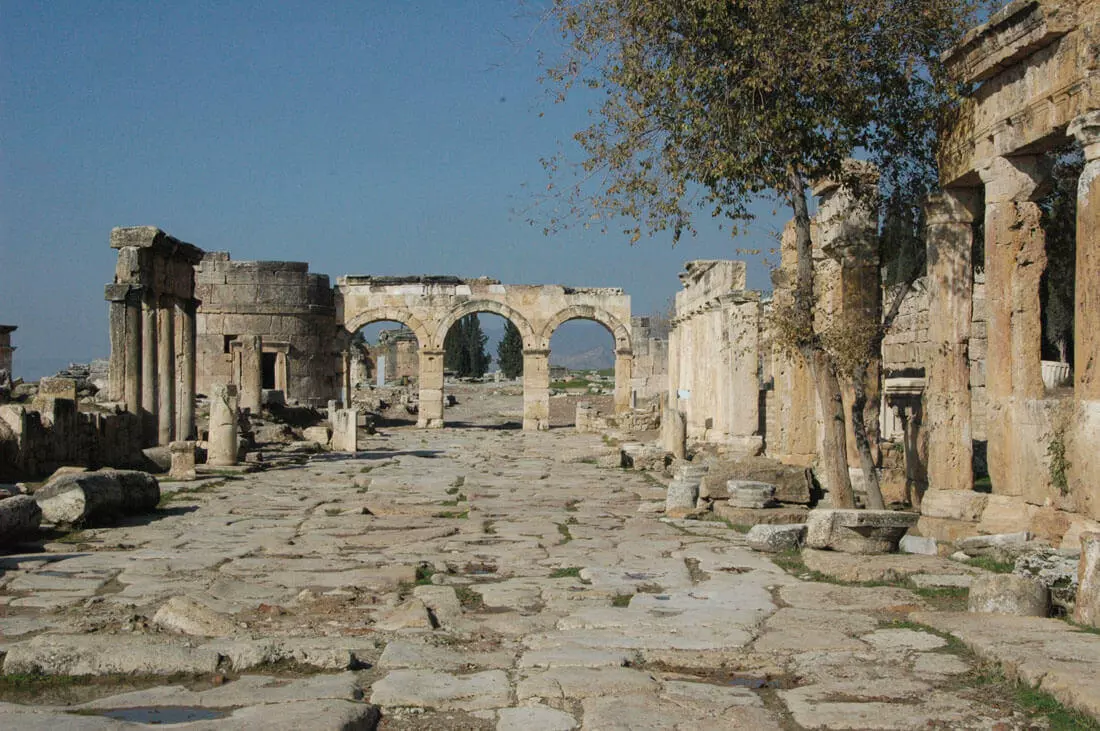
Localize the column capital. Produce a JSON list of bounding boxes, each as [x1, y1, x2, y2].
[[1069, 110, 1100, 161], [923, 189, 979, 225], [977, 155, 1051, 203], [105, 283, 142, 302]]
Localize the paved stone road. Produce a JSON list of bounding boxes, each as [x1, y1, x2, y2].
[[0, 388, 1054, 729]]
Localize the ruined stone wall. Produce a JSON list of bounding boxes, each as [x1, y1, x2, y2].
[[194, 254, 337, 406], [0, 325, 15, 380], [630, 316, 668, 401], [0, 399, 144, 480]]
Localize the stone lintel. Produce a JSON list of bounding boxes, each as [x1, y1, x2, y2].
[[943, 0, 1075, 85], [110, 226, 205, 264]]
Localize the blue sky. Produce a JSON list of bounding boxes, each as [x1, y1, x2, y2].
[[1, 1, 783, 378]]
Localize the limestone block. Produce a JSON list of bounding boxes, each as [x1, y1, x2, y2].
[[665, 478, 698, 519], [0, 495, 42, 545], [36, 377, 77, 401], [1027, 506, 1073, 545], [153, 596, 236, 637], [920, 490, 988, 522], [1075, 533, 1100, 628], [745, 524, 805, 553], [168, 441, 197, 481], [915, 515, 979, 544], [1014, 549, 1079, 613], [968, 574, 1050, 617], [804, 509, 918, 554], [713, 504, 809, 526], [374, 598, 435, 631], [1061, 519, 1100, 552], [976, 495, 1038, 535], [726, 481, 778, 509], [331, 409, 358, 453], [899, 535, 938, 556], [699, 456, 812, 504], [302, 426, 331, 446], [955, 532, 1030, 559]]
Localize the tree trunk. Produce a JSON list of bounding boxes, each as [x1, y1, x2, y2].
[[849, 366, 886, 510], [787, 166, 856, 508]]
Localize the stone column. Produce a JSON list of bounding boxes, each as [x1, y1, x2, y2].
[[522, 348, 550, 431], [275, 351, 288, 394], [1070, 112, 1100, 398], [667, 323, 681, 415], [141, 291, 159, 446], [613, 348, 633, 415], [236, 335, 263, 414], [923, 190, 978, 493], [105, 284, 143, 412], [978, 156, 1050, 494], [341, 349, 351, 406], [157, 296, 176, 445], [977, 156, 1049, 400], [208, 383, 239, 466], [175, 298, 196, 440], [105, 284, 129, 403], [417, 348, 445, 428]]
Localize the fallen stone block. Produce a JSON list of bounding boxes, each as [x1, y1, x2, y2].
[[804, 509, 918, 554], [714, 504, 810, 526], [919, 490, 988, 522], [955, 531, 1031, 561], [302, 426, 331, 446], [0, 495, 42, 545], [152, 595, 237, 637], [3, 634, 220, 675], [375, 598, 436, 631], [34, 469, 160, 527], [968, 574, 1050, 617], [745, 524, 805, 553], [1075, 532, 1100, 628], [699, 456, 812, 504], [664, 478, 698, 519], [899, 535, 938, 556], [1013, 548, 1079, 614], [168, 440, 197, 480]]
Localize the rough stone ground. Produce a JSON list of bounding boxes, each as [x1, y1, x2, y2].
[[0, 384, 1096, 729]]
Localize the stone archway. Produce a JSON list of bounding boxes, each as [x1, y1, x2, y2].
[[341, 308, 433, 425], [335, 277, 633, 430]]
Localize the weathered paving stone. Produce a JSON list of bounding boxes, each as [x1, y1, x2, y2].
[[369, 669, 511, 710], [3, 634, 221, 676]]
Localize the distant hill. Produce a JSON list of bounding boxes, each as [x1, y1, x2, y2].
[[479, 316, 616, 370], [550, 346, 614, 371]]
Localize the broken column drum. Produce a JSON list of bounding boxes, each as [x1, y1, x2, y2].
[[208, 383, 239, 466]]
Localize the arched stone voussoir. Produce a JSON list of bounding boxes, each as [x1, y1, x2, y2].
[[540, 305, 632, 352], [433, 300, 537, 350], [343, 308, 431, 347]]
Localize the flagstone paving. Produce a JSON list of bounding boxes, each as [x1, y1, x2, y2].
[[0, 387, 1089, 729]]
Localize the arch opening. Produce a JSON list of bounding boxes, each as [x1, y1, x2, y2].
[[345, 319, 422, 427], [438, 311, 524, 430]]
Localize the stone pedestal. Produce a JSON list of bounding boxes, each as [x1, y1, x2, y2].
[[331, 408, 358, 452], [522, 349, 550, 431], [417, 349, 445, 428], [804, 508, 918, 554], [169, 440, 197, 481], [208, 383, 239, 466], [1074, 532, 1100, 628]]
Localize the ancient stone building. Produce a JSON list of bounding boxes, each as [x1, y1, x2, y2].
[[917, 0, 1099, 545], [368, 328, 418, 385], [193, 254, 337, 407], [104, 227, 204, 447], [666, 261, 763, 455]]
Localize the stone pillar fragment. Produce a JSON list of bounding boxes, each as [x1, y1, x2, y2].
[[175, 299, 196, 440], [169, 440, 197, 481], [207, 383, 239, 466], [234, 335, 263, 415], [613, 349, 633, 415], [417, 348, 445, 428], [1070, 112, 1100, 398], [141, 292, 159, 446], [157, 297, 176, 445], [923, 190, 977, 493], [331, 408, 358, 452], [1075, 532, 1100, 628], [522, 348, 550, 431]]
